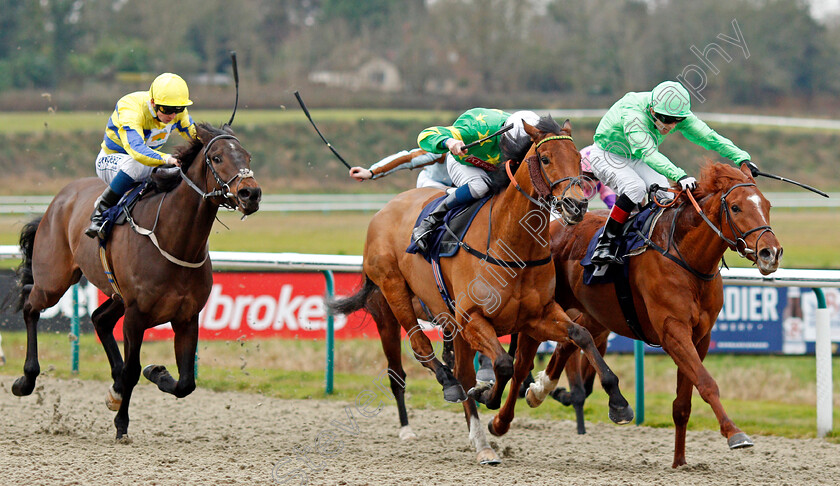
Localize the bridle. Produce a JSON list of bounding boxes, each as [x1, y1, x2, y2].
[[506, 134, 587, 220], [684, 182, 774, 259], [179, 133, 255, 210]]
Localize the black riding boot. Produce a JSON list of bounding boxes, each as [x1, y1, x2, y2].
[[411, 192, 459, 253], [85, 186, 123, 239], [590, 216, 623, 265]]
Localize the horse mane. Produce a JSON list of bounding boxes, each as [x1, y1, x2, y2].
[[499, 115, 563, 163], [691, 161, 750, 199], [174, 122, 230, 171]]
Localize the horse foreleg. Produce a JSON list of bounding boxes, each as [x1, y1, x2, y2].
[[144, 315, 198, 398], [91, 298, 126, 410], [452, 334, 500, 465], [552, 333, 608, 434], [661, 323, 751, 467], [114, 307, 147, 439], [489, 333, 539, 437], [565, 322, 633, 425], [371, 291, 415, 440], [0, 332, 5, 366], [460, 312, 513, 410]]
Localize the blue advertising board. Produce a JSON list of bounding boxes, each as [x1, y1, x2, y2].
[[606, 285, 839, 355]]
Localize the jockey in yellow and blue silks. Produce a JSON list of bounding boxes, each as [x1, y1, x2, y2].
[[411, 108, 541, 252], [588, 81, 760, 264], [86, 73, 197, 239]]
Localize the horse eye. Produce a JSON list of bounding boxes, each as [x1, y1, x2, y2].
[[540, 155, 550, 165], [213, 156, 221, 164], [731, 204, 741, 213]]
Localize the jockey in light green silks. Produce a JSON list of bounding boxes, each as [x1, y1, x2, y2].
[[588, 81, 760, 264]]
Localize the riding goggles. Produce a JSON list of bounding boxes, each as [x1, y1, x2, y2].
[[653, 112, 686, 125], [156, 105, 186, 115]]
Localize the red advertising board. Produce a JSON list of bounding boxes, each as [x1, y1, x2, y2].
[[112, 272, 380, 341]]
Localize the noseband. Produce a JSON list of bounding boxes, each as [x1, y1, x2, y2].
[[506, 134, 584, 219], [180, 134, 255, 210]]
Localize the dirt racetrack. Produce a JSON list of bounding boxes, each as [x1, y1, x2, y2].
[[1, 375, 838, 485]]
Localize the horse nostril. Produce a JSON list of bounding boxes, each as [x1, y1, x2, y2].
[[759, 248, 773, 261], [239, 187, 261, 203]]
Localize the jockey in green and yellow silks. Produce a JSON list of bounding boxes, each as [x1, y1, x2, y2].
[[86, 73, 198, 239], [411, 108, 540, 252], [588, 80, 759, 264]]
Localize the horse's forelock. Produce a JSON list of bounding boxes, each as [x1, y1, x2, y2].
[[174, 122, 230, 171], [500, 115, 564, 163]]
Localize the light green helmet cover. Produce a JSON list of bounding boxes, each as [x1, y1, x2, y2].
[[650, 81, 691, 117]]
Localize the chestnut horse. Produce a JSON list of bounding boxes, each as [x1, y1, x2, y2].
[[330, 117, 633, 464], [490, 162, 782, 468], [11, 123, 261, 439]]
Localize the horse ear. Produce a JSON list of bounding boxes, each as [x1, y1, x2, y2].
[[562, 119, 572, 133], [222, 123, 235, 135], [196, 124, 212, 144], [523, 120, 539, 139]]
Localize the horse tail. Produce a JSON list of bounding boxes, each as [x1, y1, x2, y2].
[[13, 216, 41, 312], [326, 274, 379, 316]]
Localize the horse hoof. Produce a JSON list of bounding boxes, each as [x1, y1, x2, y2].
[[551, 387, 573, 406], [115, 434, 133, 445], [728, 432, 754, 449], [443, 384, 467, 403], [487, 418, 508, 437], [106, 385, 122, 411], [524, 389, 543, 408], [143, 364, 166, 383], [11, 376, 34, 397], [609, 405, 634, 425], [477, 447, 501, 465], [399, 426, 417, 440]]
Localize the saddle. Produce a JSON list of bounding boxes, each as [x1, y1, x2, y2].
[[99, 165, 182, 243], [406, 194, 492, 262], [581, 203, 665, 285]]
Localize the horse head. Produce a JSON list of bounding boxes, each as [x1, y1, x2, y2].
[[521, 117, 588, 225], [178, 123, 262, 215], [694, 163, 782, 275]]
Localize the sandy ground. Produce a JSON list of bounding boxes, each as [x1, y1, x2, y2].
[[0, 375, 838, 486]]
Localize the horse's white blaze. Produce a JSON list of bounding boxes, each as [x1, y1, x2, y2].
[[399, 425, 417, 440], [528, 370, 558, 403], [747, 194, 763, 215]]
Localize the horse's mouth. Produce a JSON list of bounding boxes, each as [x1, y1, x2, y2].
[[236, 186, 262, 215], [560, 197, 587, 225], [755, 246, 782, 276]]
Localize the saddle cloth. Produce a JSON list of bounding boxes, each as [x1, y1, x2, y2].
[[100, 182, 149, 243], [581, 204, 665, 285], [406, 194, 492, 263]]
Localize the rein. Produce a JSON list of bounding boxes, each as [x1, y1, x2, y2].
[[641, 182, 774, 279]]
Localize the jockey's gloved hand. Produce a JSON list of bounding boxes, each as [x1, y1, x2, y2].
[[739, 160, 760, 178], [678, 175, 697, 191]]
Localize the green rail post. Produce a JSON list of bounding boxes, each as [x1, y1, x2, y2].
[[634, 339, 644, 425], [71, 284, 80, 374], [323, 270, 335, 395]]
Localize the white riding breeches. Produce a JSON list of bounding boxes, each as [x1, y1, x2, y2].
[[445, 154, 492, 199], [94, 149, 155, 184], [588, 144, 668, 204]]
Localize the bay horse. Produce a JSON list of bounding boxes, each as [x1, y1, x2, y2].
[[330, 117, 633, 464], [489, 162, 782, 468], [11, 122, 261, 439]]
